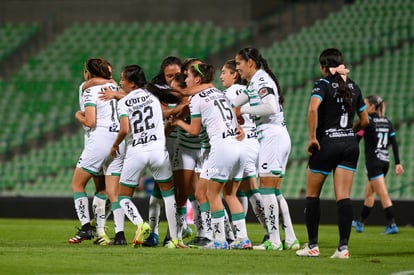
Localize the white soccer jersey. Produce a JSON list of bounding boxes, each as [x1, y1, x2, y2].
[[79, 81, 86, 111], [117, 88, 166, 152], [118, 88, 171, 186], [78, 81, 90, 133], [189, 87, 245, 181], [190, 87, 239, 145], [77, 82, 125, 175], [245, 69, 285, 127], [230, 70, 291, 177], [224, 84, 259, 178], [223, 83, 257, 139], [83, 83, 120, 132]]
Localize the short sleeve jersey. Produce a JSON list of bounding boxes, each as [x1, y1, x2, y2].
[[79, 81, 86, 112], [78, 81, 90, 132], [83, 83, 120, 132], [117, 88, 166, 151], [245, 69, 285, 126], [361, 113, 395, 163], [224, 83, 257, 139], [189, 87, 238, 145], [311, 75, 366, 142]]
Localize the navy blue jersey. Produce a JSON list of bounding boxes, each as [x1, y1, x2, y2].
[[311, 75, 366, 142], [357, 113, 399, 164]]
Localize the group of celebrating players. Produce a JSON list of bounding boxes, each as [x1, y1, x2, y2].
[[67, 47, 404, 258]]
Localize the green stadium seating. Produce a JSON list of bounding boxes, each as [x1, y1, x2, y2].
[[1, 1, 413, 198], [0, 23, 39, 62], [265, 0, 414, 198], [0, 21, 251, 157]]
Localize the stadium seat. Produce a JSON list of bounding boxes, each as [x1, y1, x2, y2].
[[1, 2, 413, 198]]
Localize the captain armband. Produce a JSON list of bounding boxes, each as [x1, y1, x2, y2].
[[258, 87, 275, 98]]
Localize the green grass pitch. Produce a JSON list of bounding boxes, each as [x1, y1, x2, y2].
[[0, 218, 413, 274]]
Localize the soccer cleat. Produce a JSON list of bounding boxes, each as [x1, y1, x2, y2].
[[352, 220, 364, 233], [186, 236, 202, 246], [110, 231, 127, 245], [229, 238, 252, 249], [162, 234, 171, 247], [143, 232, 159, 247], [384, 224, 398, 235], [94, 233, 111, 245], [186, 236, 211, 248], [261, 234, 269, 243], [182, 227, 193, 240], [203, 239, 229, 250], [68, 226, 94, 244], [253, 240, 283, 251], [165, 239, 189, 249], [283, 239, 300, 250], [132, 222, 151, 248], [296, 243, 320, 257], [330, 248, 350, 259]]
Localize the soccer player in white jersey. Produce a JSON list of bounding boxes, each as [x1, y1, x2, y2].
[[81, 66, 130, 245], [173, 63, 251, 249], [220, 59, 269, 241], [232, 48, 299, 250], [110, 64, 184, 248], [168, 72, 214, 247], [78, 79, 107, 238], [69, 58, 125, 245]]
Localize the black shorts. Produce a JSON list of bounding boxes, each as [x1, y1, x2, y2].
[[365, 159, 389, 180], [308, 140, 359, 174]]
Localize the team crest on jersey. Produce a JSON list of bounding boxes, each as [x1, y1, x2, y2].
[[258, 87, 274, 98]]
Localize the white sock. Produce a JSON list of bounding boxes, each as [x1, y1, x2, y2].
[[119, 197, 143, 226], [73, 192, 90, 226], [261, 189, 281, 245], [148, 195, 163, 235], [237, 192, 249, 215], [249, 191, 268, 234], [231, 212, 248, 239], [177, 206, 187, 240], [277, 193, 297, 243], [111, 202, 125, 234], [92, 193, 107, 235], [183, 219, 188, 232], [199, 202, 212, 240], [161, 188, 178, 240], [211, 210, 226, 242], [181, 205, 188, 231], [224, 209, 235, 241]]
